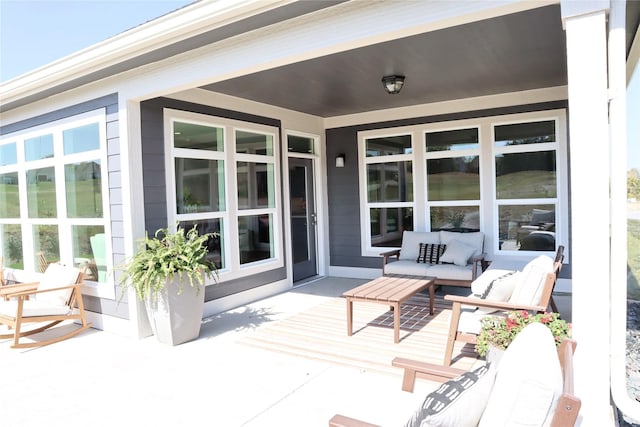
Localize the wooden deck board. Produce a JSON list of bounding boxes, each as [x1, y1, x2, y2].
[[238, 294, 479, 378]]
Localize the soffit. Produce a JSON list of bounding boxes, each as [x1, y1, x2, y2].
[[201, 5, 567, 118]]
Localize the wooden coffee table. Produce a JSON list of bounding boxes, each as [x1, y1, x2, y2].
[[342, 275, 436, 343]]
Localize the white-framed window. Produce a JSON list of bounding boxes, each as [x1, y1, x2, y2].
[[164, 109, 282, 282], [357, 109, 568, 258], [359, 130, 415, 255], [0, 110, 111, 293]]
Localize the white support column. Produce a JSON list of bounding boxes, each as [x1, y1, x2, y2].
[[562, 3, 613, 426]]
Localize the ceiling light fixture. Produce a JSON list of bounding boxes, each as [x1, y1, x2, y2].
[[381, 75, 405, 94]]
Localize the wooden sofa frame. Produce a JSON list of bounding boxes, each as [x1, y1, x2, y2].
[[329, 337, 581, 427]]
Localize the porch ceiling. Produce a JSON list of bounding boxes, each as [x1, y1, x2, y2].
[[202, 5, 567, 118]]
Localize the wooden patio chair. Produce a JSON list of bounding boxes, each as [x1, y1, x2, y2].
[[36, 251, 50, 273], [442, 246, 564, 365], [0, 255, 4, 287], [330, 324, 581, 427], [0, 263, 92, 348]]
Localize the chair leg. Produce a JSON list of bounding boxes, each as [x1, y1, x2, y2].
[[444, 302, 462, 366], [10, 322, 92, 349]]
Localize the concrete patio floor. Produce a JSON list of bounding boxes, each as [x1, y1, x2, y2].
[[2, 275, 573, 427], [2, 277, 435, 427]]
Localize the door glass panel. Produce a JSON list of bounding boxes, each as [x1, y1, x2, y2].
[[65, 161, 103, 218], [238, 214, 273, 264], [72, 225, 105, 281], [33, 224, 59, 266], [26, 167, 56, 218], [1, 224, 23, 269], [427, 156, 479, 201], [290, 165, 309, 263], [237, 162, 275, 209]]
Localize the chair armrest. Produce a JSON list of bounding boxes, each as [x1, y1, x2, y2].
[[329, 414, 380, 427], [9, 283, 83, 299], [470, 253, 488, 279], [379, 249, 400, 266], [392, 357, 466, 392], [0, 282, 39, 297], [444, 294, 547, 313]]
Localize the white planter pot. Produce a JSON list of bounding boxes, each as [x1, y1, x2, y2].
[[143, 274, 205, 346]]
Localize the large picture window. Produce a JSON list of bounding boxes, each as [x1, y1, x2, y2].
[[358, 111, 567, 257], [0, 111, 109, 282], [166, 110, 282, 281]]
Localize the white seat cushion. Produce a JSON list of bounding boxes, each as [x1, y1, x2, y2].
[[0, 300, 72, 317], [384, 260, 432, 276], [478, 323, 563, 427], [399, 231, 441, 261], [426, 263, 474, 281], [37, 263, 80, 306]]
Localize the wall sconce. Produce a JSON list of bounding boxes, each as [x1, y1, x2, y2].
[[335, 154, 345, 168], [381, 75, 405, 94]]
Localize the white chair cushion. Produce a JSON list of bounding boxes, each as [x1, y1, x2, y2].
[[439, 240, 476, 267], [37, 263, 80, 306], [439, 231, 484, 258], [426, 264, 474, 281], [0, 300, 72, 317], [404, 363, 496, 427], [399, 231, 440, 261], [508, 255, 555, 306], [384, 260, 432, 276], [478, 323, 563, 427]]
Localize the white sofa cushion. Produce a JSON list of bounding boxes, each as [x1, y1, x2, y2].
[[478, 323, 563, 427], [384, 260, 433, 276], [399, 231, 440, 261], [508, 255, 555, 306], [440, 231, 484, 258], [426, 264, 474, 281], [404, 363, 496, 427], [471, 269, 521, 314], [439, 240, 476, 267]]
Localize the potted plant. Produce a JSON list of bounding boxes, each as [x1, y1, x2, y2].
[[120, 225, 218, 345], [476, 310, 571, 363]]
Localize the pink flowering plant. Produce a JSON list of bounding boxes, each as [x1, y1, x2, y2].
[[476, 310, 571, 357]]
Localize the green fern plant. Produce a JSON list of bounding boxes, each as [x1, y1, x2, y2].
[[120, 225, 218, 301]]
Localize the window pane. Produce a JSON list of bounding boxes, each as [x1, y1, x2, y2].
[[0, 172, 20, 218], [27, 167, 57, 218], [426, 128, 478, 152], [33, 224, 59, 266], [65, 161, 103, 218], [237, 162, 275, 209], [427, 156, 479, 201], [366, 135, 412, 157], [495, 151, 556, 199], [367, 161, 413, 202], [25, 134, 54, 161], [179, 219, 224, 270], [1, 224, 23, 269], [63, 123, 100, 154], [494, 120, 556, 147], [287, 135, 314, 154], [498, 204, 556, 251], [0, 142, 17, 166], [236, 130, 273, 156], [430, 206, 480, 232], [174, 122, 224, 151], [370, 207, 413, 247], [238, 214, 273, 264], [72, 226, 106, 281], [175, 158, 225, 213]]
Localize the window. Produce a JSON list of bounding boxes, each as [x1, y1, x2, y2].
[[166, 110, 282, 281], [360, 133, 414, 251], [0, 111, 109, 283], [494, 120, 560, 252], [357, 111, 567, 258]]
